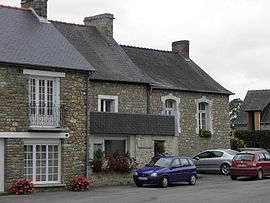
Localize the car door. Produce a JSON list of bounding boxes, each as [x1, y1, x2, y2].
[[168, 158, 182, 182], [258, 153, 268, 174], [193, 151, 213, 171], [179, 158, 192, 181]]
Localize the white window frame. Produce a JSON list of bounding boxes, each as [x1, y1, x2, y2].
[[98, 95, 118, 112], [24, 69, 64, 127], [24, 139, 61, 185], [161, 94, 181, 134], [195, 97, 213, 134], [93, 136, 127, 156]]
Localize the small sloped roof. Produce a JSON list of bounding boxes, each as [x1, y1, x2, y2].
[[121, 45, 232, 95], [0, 5, 94, 71], [235, 90, 270, 125], [52, 21, 151, 84]]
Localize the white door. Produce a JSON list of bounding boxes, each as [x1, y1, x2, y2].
[[0, 139, 4, 192]]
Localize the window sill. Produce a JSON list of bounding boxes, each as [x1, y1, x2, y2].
[[34, 183, 66, 188]]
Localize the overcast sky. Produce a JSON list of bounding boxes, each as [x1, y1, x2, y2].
[[2, 0, 270, 100]]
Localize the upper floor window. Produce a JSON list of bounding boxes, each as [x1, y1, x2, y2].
[[161, 94, 181, 134], [165, 99, 176, 116], [198, 102, 208, 130], [195, 97, 213, 134], [23, 69, 65, 128], [98, 95, 118, 112]]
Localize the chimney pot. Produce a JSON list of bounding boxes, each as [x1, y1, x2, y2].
[[84, 13, 114, 40], [172, 40, 190, 59]]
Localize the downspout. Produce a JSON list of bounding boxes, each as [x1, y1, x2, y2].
[[147, 85, 153, 114], [86, 71, 92, 178]]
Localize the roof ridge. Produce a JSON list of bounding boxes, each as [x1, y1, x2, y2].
[[248, 89, 270, 92], [0, 4, 31, 11], [121, 44, 173, 53], [50, 20, 86, 27]]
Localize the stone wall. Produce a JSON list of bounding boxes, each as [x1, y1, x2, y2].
[[0, 66, 89, 191], [151, 90, 230, 157], [91, 173, 133, 187], [88, 81, 148, 113], [4, 139, 24, 190]]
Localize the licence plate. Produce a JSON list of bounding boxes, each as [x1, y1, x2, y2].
[[237, 164, 246, 167], [138, 177, 148, 180]]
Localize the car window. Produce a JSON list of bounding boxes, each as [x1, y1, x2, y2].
[[146, 157, 173, 167], [211, 151, 223, 158], [264, 153, 270, 161], [258, 153, 265, 161], [197, 152, 211, 159], [234, 154, 254, 161], [180, 158, 190, 167], [171, 158, 181, 167]]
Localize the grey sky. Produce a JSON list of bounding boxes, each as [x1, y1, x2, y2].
[[2, 0, 270, 100]]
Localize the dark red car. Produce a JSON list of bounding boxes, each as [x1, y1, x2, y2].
[[230, 151, 270, 180]]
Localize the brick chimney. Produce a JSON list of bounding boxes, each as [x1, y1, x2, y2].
[[84, 13, 114, 40], [172, 40, 189, 59], [21, 0, 48, 18]]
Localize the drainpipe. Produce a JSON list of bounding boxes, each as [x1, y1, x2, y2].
[[85, 71, 92, 178], [147, 85, 153, 114]]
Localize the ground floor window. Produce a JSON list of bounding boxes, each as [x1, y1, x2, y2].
[[154, 140, 165, 156], [24, 139, 61, 184], [94, 137, 127, 157]]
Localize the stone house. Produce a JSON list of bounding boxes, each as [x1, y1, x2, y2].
[[235, 90, 270, 131], [0, 0, 232, 192]]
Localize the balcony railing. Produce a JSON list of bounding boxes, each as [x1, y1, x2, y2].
[[28, 103, 65, 128]]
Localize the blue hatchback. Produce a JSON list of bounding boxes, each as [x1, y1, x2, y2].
[[133, 156, 197, 187]]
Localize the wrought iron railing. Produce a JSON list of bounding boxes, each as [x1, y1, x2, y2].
[[28, 103, 65, 128]]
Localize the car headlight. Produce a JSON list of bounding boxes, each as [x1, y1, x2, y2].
[[150, 172, 158, 177], [134, 171, 138, 176]]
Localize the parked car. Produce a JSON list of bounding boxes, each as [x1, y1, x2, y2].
[[133, 156, 197, 187], [230, 151, 270, 180], [238, 148, 268, 152], [193, 149, 238, 175]]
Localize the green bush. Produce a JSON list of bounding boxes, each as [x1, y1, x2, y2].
[[230, 136, 246, 150], [234, 130, 270, 149], [199, 128, 211, 138]]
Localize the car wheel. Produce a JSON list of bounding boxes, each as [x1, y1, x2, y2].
[[135, 182, 143, 187], [189, 174, 196, 185], [220, 163, 230, 175], [256, 170, 263, 180], [231, 175, 237, 180], [160, 176, 169, 188]]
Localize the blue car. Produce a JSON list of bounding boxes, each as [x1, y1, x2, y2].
[[133, 156, 197, 187]]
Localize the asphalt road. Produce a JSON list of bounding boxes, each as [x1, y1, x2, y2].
[[1, 174, 270, 203]]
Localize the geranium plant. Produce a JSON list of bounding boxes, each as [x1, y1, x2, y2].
[[68, 176, 93, 192], [8, 179, 34, 195]]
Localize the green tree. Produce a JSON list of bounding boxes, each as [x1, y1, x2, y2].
[[230, 98, 243, 129]]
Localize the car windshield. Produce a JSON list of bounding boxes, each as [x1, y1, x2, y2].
[[146, 157, 173, 167], [234, 154, 254, 161]]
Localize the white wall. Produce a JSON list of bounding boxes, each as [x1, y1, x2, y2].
[[0, 139, 4, 192]]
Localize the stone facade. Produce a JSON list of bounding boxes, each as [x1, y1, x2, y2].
[[0, 66, 89, 191], [0, 67, 230, 191], [151, 90, 230, 156]]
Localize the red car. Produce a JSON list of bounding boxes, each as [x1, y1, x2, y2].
[[230, 151, 270, 180]]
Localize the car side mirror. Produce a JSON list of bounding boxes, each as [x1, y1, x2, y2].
[[195, 157, 200, 160]]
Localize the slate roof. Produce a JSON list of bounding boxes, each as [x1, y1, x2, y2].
[[0, 5, 94, 71], [90, 112, 175, 135], [121, 45, 232, 95], [235, 90, 270, 125], [52, 21, 151, 84]]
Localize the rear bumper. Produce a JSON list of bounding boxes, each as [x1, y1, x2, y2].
[[230, 167, 258, 177]]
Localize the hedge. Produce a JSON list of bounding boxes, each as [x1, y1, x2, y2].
[[234, 130, 270, 151]]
